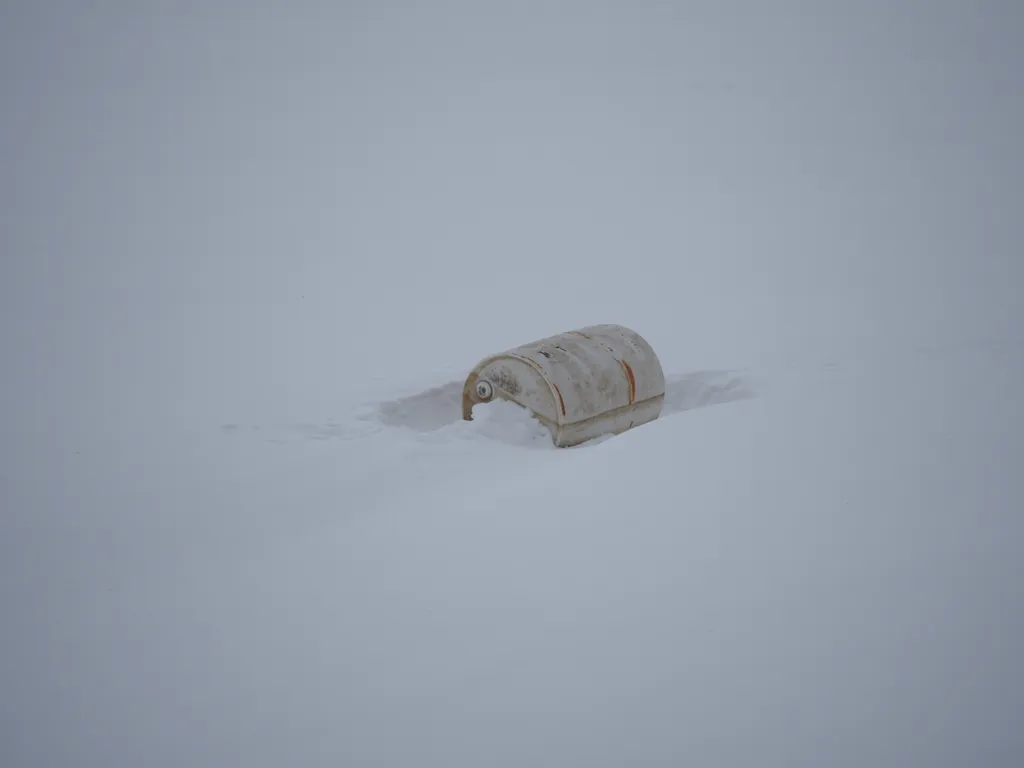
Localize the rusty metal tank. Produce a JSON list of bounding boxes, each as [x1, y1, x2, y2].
[[462, 324, 665, 447]]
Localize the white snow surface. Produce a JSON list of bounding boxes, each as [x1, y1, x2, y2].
[[3, 4, 1024, 768]]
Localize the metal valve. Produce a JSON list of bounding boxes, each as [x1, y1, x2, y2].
[[475, 380, 494, 401]]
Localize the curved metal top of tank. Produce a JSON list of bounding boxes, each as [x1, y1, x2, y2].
[[463, 324, 664, 426]]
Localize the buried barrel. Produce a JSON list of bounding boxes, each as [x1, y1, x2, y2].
[[462, 324, 665, 447]]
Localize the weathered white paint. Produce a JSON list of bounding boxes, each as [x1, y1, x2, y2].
[[462, 324, 666, 447]]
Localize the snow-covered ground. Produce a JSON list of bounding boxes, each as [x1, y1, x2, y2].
[[3, 4, 1024, 767]]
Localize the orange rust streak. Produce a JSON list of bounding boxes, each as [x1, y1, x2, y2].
[[621, 360, 636, 404], [551, 382, 567, 417], [569, 330, 591, 339]]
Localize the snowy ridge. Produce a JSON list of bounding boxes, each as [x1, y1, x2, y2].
[[220, 368, 762, 448]]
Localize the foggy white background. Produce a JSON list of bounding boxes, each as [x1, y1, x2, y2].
[[5, 1, 1021, 428], [2, 2, 1023, 766]]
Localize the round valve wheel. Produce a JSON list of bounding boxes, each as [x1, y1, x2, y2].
[[475, 380, 494, 401]]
